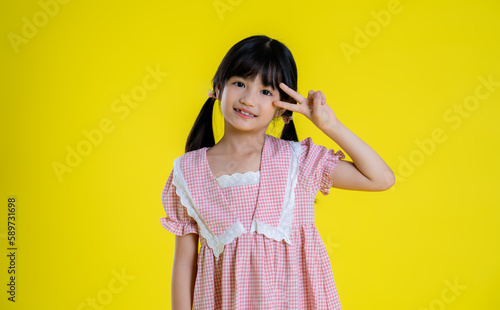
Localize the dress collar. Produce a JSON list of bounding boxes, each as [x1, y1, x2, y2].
[[172, 134, 302, 259]]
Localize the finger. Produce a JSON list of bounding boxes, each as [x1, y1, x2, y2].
[[273, 100, 299, 113], [308, 90, 316, 101], [279, 83, 306, 104], [309, 90, 326, 105], [313, 92, 322, 116], [317, 91, 326, 105], [312, 90, 326, 105]]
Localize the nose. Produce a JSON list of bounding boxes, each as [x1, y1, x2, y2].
[[240, 89, 257, 107]]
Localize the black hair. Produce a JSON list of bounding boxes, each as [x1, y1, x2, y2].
[[185, 35, 299, 153]]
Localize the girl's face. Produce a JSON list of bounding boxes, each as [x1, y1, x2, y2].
[[216, 73, 285, 134]]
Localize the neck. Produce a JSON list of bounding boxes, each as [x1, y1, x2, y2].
[[216, 126, 267, 155]]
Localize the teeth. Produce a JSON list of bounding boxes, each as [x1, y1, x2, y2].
[[236, 109, 255, 117]]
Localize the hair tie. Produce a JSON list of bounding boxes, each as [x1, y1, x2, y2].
[[208, 89, 216, 99], [282, 115, 293, 124]]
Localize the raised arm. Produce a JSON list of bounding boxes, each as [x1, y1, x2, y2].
[[272, 82, 395, 192], [322, 119, 395, 191]]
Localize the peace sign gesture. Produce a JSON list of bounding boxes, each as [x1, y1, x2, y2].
[[272, 82, 339, 131]]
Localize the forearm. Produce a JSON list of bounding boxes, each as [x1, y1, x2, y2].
[[321, 119, 395, 185], [171, 259, 197, 310]]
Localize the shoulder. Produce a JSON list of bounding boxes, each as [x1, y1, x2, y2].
[[174, 147, 205, 162], [266, 135, 321, 158], [266, 134, 309, 148], [172, 148, 207, 173], [297, 136, 323, 154], [268, 134, 315, 146], [294, 136, 335, 166]]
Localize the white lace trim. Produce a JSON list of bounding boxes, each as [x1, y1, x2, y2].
[[172, 156, 246, 260], [249, 140, 302, 245], [216, 171, 260, 188], [171, 140, 303, 259]]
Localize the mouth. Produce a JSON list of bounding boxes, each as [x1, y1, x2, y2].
[[234, 108, 257, 118]]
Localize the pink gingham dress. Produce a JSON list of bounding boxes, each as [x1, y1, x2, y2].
[[161, 134, 345, 309]]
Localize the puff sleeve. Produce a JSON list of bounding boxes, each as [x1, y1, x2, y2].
[[160, 168, 199, 236], [298, 137, 345, 196]]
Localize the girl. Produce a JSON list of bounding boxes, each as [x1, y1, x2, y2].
[[161, 35, 395, 309]]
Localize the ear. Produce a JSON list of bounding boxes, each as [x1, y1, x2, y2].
[[275, 107, 286, 118], [215, 85, 220, 100]]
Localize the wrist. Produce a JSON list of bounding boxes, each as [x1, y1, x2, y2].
[[320, 118, 343, 140], [324, 118, 342, 131]]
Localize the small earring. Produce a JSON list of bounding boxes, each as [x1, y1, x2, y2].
[[282, 115, 293, 124]]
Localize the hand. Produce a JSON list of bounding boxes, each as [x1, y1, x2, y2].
[[272, 83, 339, 131]]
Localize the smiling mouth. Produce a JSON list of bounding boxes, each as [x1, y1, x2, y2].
[[234, 108, 257, 117]]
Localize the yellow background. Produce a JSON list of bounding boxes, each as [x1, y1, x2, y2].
[[1, 0, 499, 309]]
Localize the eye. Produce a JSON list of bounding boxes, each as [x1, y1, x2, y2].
[[232, 81, 273, 96]]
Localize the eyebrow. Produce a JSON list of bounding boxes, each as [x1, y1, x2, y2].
[[232, 76, 276, 90]]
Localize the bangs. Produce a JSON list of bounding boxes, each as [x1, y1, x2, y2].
[[225, 48, 283, 91], [212, 35, 297, 105]]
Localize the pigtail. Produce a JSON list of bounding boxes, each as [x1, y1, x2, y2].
[[280, 117, 299, 142], [185, 97, 216, 153]]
